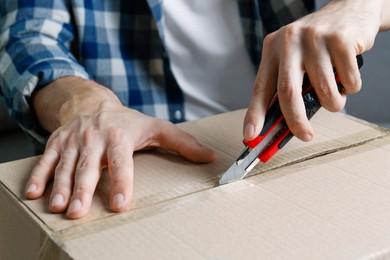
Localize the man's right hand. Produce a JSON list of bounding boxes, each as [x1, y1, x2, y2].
[[24, 76, 216, 219]]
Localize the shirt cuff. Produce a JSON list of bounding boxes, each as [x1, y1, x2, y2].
[[3, 58, 90, 145]]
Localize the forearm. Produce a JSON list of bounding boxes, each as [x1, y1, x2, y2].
[[326, 0, 390, 31], [32, 77, 121, 132], [0, 0, 93, 141]]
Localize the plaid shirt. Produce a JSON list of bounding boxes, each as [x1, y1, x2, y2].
[[0, 0, 314, 143]]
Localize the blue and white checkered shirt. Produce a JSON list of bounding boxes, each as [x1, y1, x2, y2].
[[0, 0, 314, 143]]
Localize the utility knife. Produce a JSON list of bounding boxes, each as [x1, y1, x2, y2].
[[219, 55, 364, 185]]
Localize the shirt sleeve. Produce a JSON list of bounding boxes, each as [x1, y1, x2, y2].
[[0, 0, 90, 144]]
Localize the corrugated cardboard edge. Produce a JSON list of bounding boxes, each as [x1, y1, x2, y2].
[[249, 112, 389, 178], [341, 112, 390, 133], [0, 160, 72, 260], [251, 133, 389, 177]]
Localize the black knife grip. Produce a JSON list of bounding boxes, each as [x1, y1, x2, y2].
[[259, 99, 283, 136], [277, 55, 364, 149]]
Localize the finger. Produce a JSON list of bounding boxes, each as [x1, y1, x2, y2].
[[277, 55, 314, 141], [158, 121, 216, 163], [328, 43, 362, 94], [49, 148, 79, 213], [303, 29, 347, 112], [305, 51, 346, 112], [25, 148, 60, 199], [106, 140, 134, 213], [66, 148, 103, 219], [243, 35, 278, 141]]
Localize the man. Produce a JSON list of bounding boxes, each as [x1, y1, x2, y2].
[[0, 0, 389, 219]]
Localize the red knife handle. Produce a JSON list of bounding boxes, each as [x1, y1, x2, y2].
[[244, 55, 363, 163], [258, 83, 321, 163], [243, 72, 314, 150]]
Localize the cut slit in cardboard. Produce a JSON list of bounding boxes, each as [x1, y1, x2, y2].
[[1, 109, 390, 259]]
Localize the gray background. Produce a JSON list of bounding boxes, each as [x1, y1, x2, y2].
[[1, 0, 389, 162]]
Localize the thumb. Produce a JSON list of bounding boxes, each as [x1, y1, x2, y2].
[[159, 122, 216, 163], [243, 59, 278, 141], [243, 90, 277, 141]]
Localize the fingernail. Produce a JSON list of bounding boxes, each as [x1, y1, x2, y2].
[[112, 193, 125, 209], [51, 194, 64, 207], [244, 124, 255, 139], [298, 133, 313, 142], [26, 183, 37, 194], [68, 199, 83, 214]]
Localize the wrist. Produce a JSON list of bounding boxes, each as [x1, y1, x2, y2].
[[32, 76, 121, 132], [57, 79, 121, 126]]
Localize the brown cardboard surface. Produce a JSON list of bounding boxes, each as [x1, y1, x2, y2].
[[1, 109, 389, 259]]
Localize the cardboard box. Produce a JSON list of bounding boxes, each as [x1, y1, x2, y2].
[[1, 109, 390, 259]]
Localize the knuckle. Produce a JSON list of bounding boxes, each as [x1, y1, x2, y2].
[[82, 127, 97, 145], [46, 139, 56, 149], [262, 33, 276, 52], [55, 163, 73, 173], [46, 137, 61, 151], [277, 79, 295, 99], [301, 25, 329, 49], [108, 157, 124, 169], [56, 159, 75, 172], [107, 127, 125, 144], [96, 110, 109, 124], [288, 120, 308, 136], [56, 131, 69, 144], [156, 120, 177, 139], [303, 25, 323, 40], [251, 84, 268, 97], [62, 148, 77, 158], [316, 83, 333, 100], [59, 149, 78, 162], [77, 157, 92, 171], [327, 31, 349, 46], [287, 117, 305, 130], [283, 24, 300, 38], [343, 75, 362, 94], [322, 98, 344, 112], [281, 24, 301, 43], [286, 117, 311, 136], [63, 136, 77, 148]]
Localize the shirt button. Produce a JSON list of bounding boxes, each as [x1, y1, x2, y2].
[[173, 110, 182, 120]]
